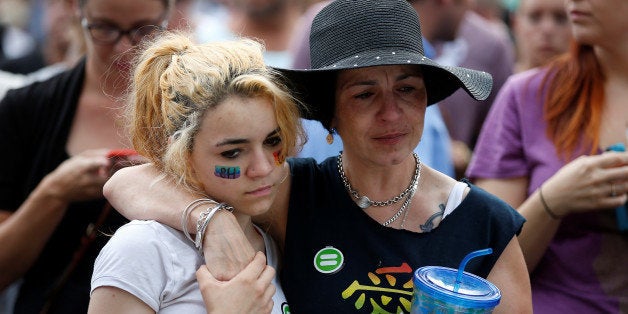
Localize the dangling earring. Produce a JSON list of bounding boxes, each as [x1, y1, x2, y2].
[[326, 128, 336, 145]]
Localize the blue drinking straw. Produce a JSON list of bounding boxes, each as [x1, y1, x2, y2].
[[453, 248, 493, 293]]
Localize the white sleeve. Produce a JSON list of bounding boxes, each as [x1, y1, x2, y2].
[[91, 220, 172, 311]]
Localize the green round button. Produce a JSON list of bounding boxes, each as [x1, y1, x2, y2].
[[313, 246, 344, 274]]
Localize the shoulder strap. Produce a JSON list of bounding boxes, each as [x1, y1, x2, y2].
[[442, 181, 468, 220]]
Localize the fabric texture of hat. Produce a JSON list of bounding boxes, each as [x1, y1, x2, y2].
[[275, 0, 493, 123]]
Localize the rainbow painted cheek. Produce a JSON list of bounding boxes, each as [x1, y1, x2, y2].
[[214, 166, 241, 179], [273, 151, 285, 166]]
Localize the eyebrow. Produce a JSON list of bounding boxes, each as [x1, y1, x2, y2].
[[341, 73, 421, 89], [84, 14, 164, 28], [215, 128, 280, 147]]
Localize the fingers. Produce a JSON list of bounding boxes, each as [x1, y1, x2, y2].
[[65, 152, 110, 178], [77, 155, 110, 184], [195, 251, 276, 313], [196, 265, 219, 292], [258, 262, 276, 286], [545, 153, 628, 215], [196, 265, 216, 281], [611, 181, 628, 196], [597, 151, 628, 169], [261, 286, 276, 314], [258, 265, 277, 314], [571, 153, 628, 184], [594, 153, 628, 198], [46, 152, 112, 202], [236, 252, 275, 303], [239, 251, 268, 280]]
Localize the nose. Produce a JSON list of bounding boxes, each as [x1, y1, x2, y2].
[[538, 16, 554, 34], [114, 34, 134, 53], [377, 91, 402, 121], [246, 150, 274, 178]]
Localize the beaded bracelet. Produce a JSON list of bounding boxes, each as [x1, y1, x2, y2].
[[539, 185, 562, 220], [181, 198, 217, 243], [194, 203, 234, 254]]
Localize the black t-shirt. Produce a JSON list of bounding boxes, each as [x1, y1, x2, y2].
[[282, 157, 524, 313], [0, 24, 6, 63], [0, 58, 127, 314]]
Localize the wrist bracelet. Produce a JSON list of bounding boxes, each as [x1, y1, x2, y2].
[[181, 198, 217, 243], [194, 203, 234, 254], [539, 185, 562, 220]]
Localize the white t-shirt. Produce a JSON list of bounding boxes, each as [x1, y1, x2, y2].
[[91, 220, 288, 313]]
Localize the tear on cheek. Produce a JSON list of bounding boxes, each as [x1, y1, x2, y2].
[[214, 166, 241, 179], [273, 150, 285, 166]]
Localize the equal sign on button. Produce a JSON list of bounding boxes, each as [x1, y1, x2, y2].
[[314, 246, 345, 274]]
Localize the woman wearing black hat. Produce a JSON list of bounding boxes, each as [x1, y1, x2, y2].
[[104, 0, 531, 312]]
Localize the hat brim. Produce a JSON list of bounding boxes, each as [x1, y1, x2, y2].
[[274, 49, 493, 122]]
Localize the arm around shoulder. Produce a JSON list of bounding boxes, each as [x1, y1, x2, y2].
[[104, 163, 200, 224]]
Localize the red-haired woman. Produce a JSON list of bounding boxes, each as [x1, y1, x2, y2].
[[467, 0, 628, 312]]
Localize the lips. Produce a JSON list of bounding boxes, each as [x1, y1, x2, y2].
[[568, 9, 590, 22], [246, 185, 273, 196], [373, 132, 407, 144]]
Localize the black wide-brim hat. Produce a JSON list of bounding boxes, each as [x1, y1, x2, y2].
[[275, 0, 493, 123]]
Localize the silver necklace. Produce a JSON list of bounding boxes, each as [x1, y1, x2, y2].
[[338, 152, 421, 209], [383, 177, 419, 227]]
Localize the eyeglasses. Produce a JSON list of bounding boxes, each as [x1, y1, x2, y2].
[[81, 18, 167, 45]]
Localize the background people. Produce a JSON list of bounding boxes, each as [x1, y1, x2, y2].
[[193, 0, 304, 68], [0, 0, 85, 100], [0, 0, 76, 74], [0, 0, 174, 312], [467, 0, 628, 312], [89, 34, 296, 314], [0, 0, 35, 64], [409, 0, 515, 179], [510, 0, 572, 73], [104, 0, 531, 313]]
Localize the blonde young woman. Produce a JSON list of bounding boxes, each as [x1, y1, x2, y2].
[[88, 34, 303, 313]]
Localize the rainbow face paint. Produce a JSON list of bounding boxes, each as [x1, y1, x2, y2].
[[273, 150, 285, 166], [214, 166, 241, 179]]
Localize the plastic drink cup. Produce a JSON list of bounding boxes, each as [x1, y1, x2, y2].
[[605, 142, 628, 232], [410, 249, 501, 313]]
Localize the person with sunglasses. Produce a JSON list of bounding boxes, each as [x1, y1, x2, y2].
[[0, 0, 174, 313]]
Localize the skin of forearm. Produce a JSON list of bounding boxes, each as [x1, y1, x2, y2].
[[202, 211, 256, 280], [475, 177, 557, 273], [516, 191, 562, 272], [0, 178, 68, 289], [105, 165, 257, 280], [104, 165, 197, 222]]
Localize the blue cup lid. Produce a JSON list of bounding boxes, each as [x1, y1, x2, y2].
[[413, 266, 501, 309]]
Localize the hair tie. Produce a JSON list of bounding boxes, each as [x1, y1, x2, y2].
[[539, 185, 562, 220]]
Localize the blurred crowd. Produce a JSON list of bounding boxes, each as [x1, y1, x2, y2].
[[4, 0, 625, 313], [0, 0, 572, 176]]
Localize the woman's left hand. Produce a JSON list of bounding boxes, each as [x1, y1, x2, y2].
[[196, 251, 276, 314]]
